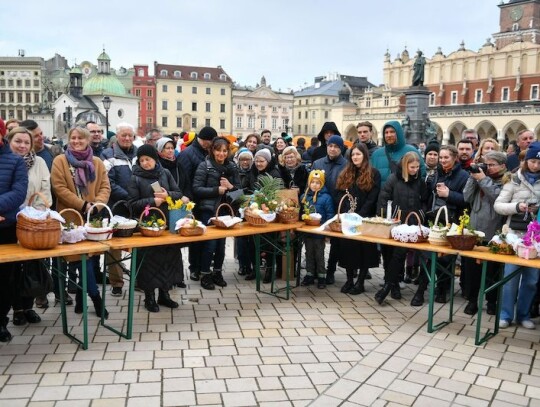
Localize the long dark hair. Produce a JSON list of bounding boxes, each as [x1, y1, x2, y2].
[[336, 142, 374, 191]]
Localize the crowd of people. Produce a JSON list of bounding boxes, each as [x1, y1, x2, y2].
[[0, 115, 539, 344]]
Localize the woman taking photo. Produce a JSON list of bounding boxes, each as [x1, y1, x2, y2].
[[335, 142, 381, 294], [193, 137, 241, 290], [7, 127, 52, 326], [51, 127, 110, 318]]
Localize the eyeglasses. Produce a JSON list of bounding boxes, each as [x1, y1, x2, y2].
[[486, 163, 501, 167]]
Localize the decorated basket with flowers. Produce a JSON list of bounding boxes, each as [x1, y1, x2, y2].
[[138, 205, 166, 237], [515, 220, 540, 259], [488, 225, 516, 256], [241, 175, 280, 226], [301, 203, 322, 226], [85, 203, 115, 241], [276, 198, 300, 224], [176, 214, 206, 236], [446, 209, 485, 250], [328, 191, 356, 233], [59, 208, 87, 244], [166, 196, 195, 234]]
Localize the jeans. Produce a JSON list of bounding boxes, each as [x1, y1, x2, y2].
[[68, 259, 99, 297], [200, 210, 225, 275], [500, 264, 539, 323]]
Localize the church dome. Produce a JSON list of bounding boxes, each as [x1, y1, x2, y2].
[[83, 74, 126, 96]]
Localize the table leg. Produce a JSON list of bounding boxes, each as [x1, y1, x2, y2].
[[427, 253, 456, 333], [56, 257, 68, 335], [427, 252, 436, 333], [255, 234, 261, 292], [81, 254, 88, 350], [126, 248, 137, 340]]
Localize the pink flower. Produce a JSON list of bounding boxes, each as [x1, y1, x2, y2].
[[523, 220, 540, 247], [143, 204, 150, 218]]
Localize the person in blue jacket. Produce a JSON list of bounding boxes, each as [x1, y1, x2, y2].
[[300, 170, 335, 289]]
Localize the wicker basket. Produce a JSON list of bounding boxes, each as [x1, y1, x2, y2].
[[112, 200, 137, 237], [139, 207, 166, 237], [391, 212, 429, 243], [212, 203, 238, 229], [59, 208, 86, 243], [277, 198, 300, 224], [17, 192, 61, 250], [328, 193, 352, 233], [179, 214, 204, 236], [244, 208, 270, 226], [446, 234, 478, 251], [304, 217, 321, 227], [85, 203, 114, 241]]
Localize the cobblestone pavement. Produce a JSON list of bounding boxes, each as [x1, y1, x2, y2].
[[1, 242, 540, 406]]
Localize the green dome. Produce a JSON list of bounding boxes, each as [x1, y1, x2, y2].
[[70, 66, 82, 74], [83, 74, 126, 96], [98, 51, 111, 61]]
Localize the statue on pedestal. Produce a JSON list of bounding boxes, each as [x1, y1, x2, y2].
[[412, 50, 426, 87]]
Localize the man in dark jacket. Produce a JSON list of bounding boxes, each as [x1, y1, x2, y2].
[[101, 122, 138, 296], [178, 126, 217, 281], [311, 122, 341, 163], [507, 129, 535, 172], [356, 121, 379, 157]]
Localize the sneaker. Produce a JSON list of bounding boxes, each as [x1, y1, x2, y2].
[[317, 279, 326, 289], [35, 295, 49, 309], [190, 271, 200, 281], [111, 287, 122, 297], [301, 275, 315, 286], [499, 320, 511, 329], [520, 320, 536, 329]]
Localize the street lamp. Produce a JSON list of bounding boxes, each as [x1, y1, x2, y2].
[[102, 96, 112, 138], [284, 118, 289, 135]]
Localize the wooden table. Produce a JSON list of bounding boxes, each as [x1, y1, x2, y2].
[[0, 241, 108, 349], [102, 222, 302, 340]]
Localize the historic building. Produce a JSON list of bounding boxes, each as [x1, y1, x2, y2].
[[154, 63, 233, 134], [344, 0, 540, 147], [132, 65, 156, 136], [232, 76, 293, 141]]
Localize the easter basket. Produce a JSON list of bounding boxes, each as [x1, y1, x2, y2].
[[111, 200, 138, 237], [329, 193, 354, 233], [211, 203, 241, 229], [138, 206, 166, 237], [84, 203, 114, 241], [179, 214, 204, 237], [17, 192, 61, 250], [59, 208, 86, 244], [391, 212, 430, 243], [428, 206, 450, 246], [276, 198, 300, 224]]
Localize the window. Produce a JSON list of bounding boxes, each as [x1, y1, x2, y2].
[[298, 111, 301, 119], [192, 118, 197, 128], [220, 74, 227, 81], [261, 106, 265, 112], [147, 89, 153, 97], [174, 70, 181, 78], [206, 87, 211, 95], [311, 111, 316, 119], [531, 85, 539, 100], [8, 92, 14, 102], [206, 119, 211, 126], [33, 80, 39, 87], [304, 125, 308, 133], [304, 111, 308, 119], [475, 89, 483, 104], [237, 104, 242, 110], [272, 118, 277, 130], [135, 89, 141, 97], [17, 93, 22, 103], [205, 102, 211, 112], [451, 91, 458, 105], [248, 116, 254, 128], [34, 93, 39, 103], [8, 80, 13, 87], [147, 117, 153, 124], [236, 116, 242, 128], [25, 93, 31, 103], [192, 102, 197, 111], [501, 87, 510, 102], [282, 119, 287, 129], [305, 99, 309, 105], [325, 98, 329, 105], [162, 117, 168, 127], [272, 106, 277, 113], [0, 80, 4, 86], [138, 68, 145, 77], [220, 119, 225, 129], [147, 101, 153, 110], [429, 93, 435, 106], [162, 100, 168, 110], [312, 124, 315, 134], [192, 87, 197, 94], [25, 80, 30, 87], [176, 101, 182, 111], [16, 80, 22, 87], [162, 84, 168, 92], [220, 103, 225, 113], [204, 73, 211, 80], [248, 105, 253, 110], [260, 118, 266, 129], [176, 117, 182, 127], [177, 85, 182, 93], [160, 69, 168, 76], [0, 93, 4, 103], [324, 111, 329, 119], [190, 72, 198, 79], [383, 96, 389, 107], [221, 88, 226, 96], [298, 100, 302, 106], [297, 125, 301, 133]]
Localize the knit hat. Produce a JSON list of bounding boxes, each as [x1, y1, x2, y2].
[[526, 142, 540, 161], [424, 142, 440, 158], [137, 144, 160, 163], [254, 148, 272, 163], [156, 137, 174, 153], [198, 126, 218, 141], [237, 147, 253, 161], [281, 132, 292, 143], [327, 135, 344, 149], [303, 170, 326, 203]]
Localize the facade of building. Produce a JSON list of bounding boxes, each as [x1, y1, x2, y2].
[[232, 76, 293, 141], [132, 65, 156, 136], [0, 54, 44, 121], [154, 63, 233, 134], [345, 0, 540, 147]]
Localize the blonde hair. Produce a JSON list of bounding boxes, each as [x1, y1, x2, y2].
[[278, 146, 301, 166], [400, 151, 420, 182], [68, 126, 91, 140], [475, 137, 500, 163]]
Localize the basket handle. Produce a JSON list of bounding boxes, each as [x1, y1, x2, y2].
[[215, 203, 234, 218], [336, 192, 353, 222], [28, 192, 51, 209], [433, 205, 449, 227], [138, 206, 167, 224], [111, 200, 133, 218], [86, 202, 114, 224], [281, 198, 298, 208], [59, 208, 84, 227], [404, 211, 423, 234]]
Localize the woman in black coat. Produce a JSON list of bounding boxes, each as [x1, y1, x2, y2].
[[335, 142, 381, 294], [193, 137, 241, 290], [127, 145, 184, 313], [375, 152, 429, 304]]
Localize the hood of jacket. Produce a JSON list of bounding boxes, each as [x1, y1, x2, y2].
[[382, 120, 406, 153], [317, 122, 341, 145]]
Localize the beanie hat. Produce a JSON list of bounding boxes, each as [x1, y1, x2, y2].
[[156, 137, 174, 153], [303, 170, 326, 203], [137, 144, 160, 163], [254, 148, 272, 163], [424, 142, 440, 158], [237, 147, 253, 161], [327, 135, 344, 149], [526, 141, 540, 161], [198, 126, 218, 141], [281, 132, 292, 143]]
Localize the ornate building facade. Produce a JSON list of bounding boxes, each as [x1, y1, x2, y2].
[[132, 65, 156, 136]]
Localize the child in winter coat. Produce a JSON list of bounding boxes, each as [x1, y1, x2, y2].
[[300, 170, 335, 289]]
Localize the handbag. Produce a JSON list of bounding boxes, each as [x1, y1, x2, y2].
[[18, 261, 54, 298], [225, 189, 244, 206], [428, 206, 450, 246]]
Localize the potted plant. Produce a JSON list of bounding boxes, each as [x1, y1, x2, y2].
[[242, 175, 280, 226], [516, 220, 540, 259], [166, 196, 195, 234]]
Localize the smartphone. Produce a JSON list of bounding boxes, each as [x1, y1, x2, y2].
[[150, 181, 161, 193]]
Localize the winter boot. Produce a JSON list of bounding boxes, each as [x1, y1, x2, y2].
[[301, 274, 315, 286], [325, 270, 335, 285], [317, 277, 327, 289], [341, 268, 355, 293], [263, 267, 272, 284], [404, 266, 413, 284], [390, 284, 402, 300], [410, 288, 425, 306], [158, 289, 179, 308], [144, 290, 160, 312], [190, 270, 200, 281], [90, 292, 109, 319], [0, 317, 12, 342], [212, 269, 227, 287], [349, 268, 368, 295], [375, 282, 393, 305], [74, 289, 83, 314], [201, 274, 215, 290]]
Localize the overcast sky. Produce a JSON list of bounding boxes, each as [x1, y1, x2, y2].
[[1, 0, 501, 92]]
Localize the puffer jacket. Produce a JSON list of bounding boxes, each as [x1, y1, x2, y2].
[[464, 174, 507, 241], [0, 142, 28, 227], [494, 169, 540, 231], [246, 160, 282, 193], [311, 154, 347, 203], [427, 162, 468, 224], [177, 139, 207, 200], [101, 143, 137, 206], [193, 158, 241, 214], [300, 186, 335, 239]]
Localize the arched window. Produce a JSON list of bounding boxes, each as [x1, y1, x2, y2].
[[138, 69, 144, 77], [204, 72, 211, 80], [160, 69, 168, 77], [174, 70, 181, 78], [220, 73, 227, 81], [190, 72, 198, 79]]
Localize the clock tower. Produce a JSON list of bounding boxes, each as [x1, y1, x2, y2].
[[494, 0, 540, 48]]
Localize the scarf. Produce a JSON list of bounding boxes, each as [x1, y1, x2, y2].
[[524, 170, 540, 186], [65, 146, 95, 194], [23, 152, 36, 170]]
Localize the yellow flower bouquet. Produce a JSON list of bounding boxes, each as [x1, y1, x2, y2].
[[166, 197, 195, 233]]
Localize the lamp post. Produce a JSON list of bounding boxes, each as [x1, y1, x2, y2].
[[284, 118, 289, 136], [102, 96, 112, 138]]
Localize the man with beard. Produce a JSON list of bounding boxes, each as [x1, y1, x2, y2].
[[456, 139, 475, 172], [461, 129, 479, 156]]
